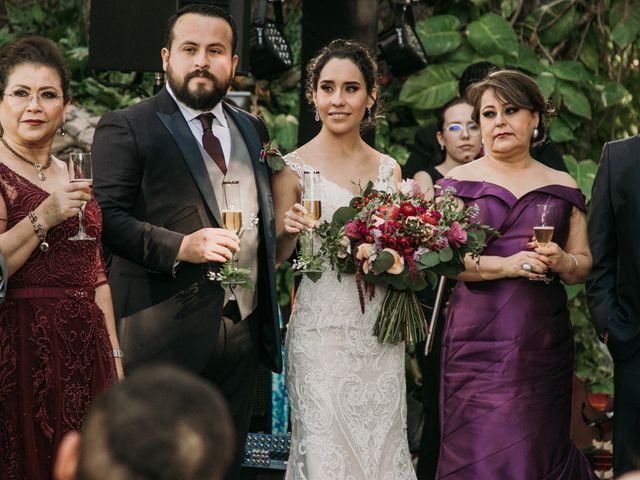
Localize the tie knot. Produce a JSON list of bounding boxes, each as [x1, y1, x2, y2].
[[198, 113, 215, 131]]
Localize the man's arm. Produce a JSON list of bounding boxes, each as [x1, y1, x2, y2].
[[93, 111, 184, 275], [586, 142, 618, 336]]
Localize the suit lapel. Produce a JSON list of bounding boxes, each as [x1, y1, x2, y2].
[[157, 95, 222, 226]]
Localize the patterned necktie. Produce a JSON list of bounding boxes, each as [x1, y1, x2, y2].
[[198, 113, 227, 175]]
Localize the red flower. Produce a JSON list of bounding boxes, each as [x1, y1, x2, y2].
[[400, 202, 417, 217], [420, 213, 438, 226]]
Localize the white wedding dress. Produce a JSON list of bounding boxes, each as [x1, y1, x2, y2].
[[284, 151, 416, 480]]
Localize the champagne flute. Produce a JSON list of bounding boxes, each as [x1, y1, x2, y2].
[[206, 180, 242, 283], [534, 204, 555, 247], [298, 171, 322, 270], [532, 204, 555, 282], [68, 152, 95, 241]]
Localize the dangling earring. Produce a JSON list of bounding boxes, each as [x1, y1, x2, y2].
[[314, 110, 320, 122], [366, 106, 372, 118], [60, 125, 66, 137], [532, 127, 539, 140], [439, 143, 444, 150]]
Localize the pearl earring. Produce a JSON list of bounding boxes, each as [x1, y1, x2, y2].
[[439, 144, 444, 150], [314, 110, 320, 122], [532, 128, 539, 140]]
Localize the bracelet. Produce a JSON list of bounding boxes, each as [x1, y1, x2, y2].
[[112, 349, 124, 359], [567, 253, 579, 274], [27, 211, 49, 252]]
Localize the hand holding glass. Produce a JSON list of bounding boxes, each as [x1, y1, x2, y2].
[[68, 152, 95, 241], [532, 204, 555, 281]]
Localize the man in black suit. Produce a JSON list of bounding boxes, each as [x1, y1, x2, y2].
[[92, 5, 281, 479], [587, 135, 640, 477]]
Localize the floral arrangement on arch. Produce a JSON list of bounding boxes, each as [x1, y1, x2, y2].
[[309, 179, 495, 345]]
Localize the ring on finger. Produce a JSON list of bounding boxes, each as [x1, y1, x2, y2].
[[521, 262, 533, 272]]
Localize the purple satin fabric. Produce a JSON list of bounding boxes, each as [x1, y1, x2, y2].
[[436, 179, 597, 480]]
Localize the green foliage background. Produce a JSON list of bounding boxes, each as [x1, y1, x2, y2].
[[1, 0, 629, 392]]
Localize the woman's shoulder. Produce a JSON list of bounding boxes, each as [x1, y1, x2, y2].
[[445, 158, 486, 181], [538, 162, 578, 189]]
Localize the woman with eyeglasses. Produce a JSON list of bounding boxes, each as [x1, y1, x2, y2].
[[413, 96, 482, 480], [413, 97, 482, 197], [0, 36, 120, 479], [435, 70, 595, 479]]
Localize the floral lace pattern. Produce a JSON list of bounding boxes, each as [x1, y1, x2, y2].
[[283, 152, 416, 480], [0, 162, 116, 479]]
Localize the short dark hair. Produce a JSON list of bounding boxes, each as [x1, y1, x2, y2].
[[164, 4, 238, 55], [466, 69, 554, 146], [305, 39, 380, 131], [76, 365, 235, 480], [0, 35, 71, 103], [458, 61, 498, 98]]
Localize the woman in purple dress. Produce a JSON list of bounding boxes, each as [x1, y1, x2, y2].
[[436, 70, 597, 479]]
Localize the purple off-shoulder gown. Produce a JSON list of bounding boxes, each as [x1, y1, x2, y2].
[[436, 179, 597, 480]]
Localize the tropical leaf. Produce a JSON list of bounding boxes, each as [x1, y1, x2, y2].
[[558, 82, 592, 119], [416, 15, 462, 57], [601, 82, 631, 107], [399, 64, 458, 110], [467, 13, 518, 58], [515, 44, 544, 75], [549, 116, 575, 143], [540, 7, 577, 45], [549, 61, 589, 82], [611, 7, 640, 47], [535, 72, 556, 99]]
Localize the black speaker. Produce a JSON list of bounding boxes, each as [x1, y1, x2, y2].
[[89, 0, 250, 74]]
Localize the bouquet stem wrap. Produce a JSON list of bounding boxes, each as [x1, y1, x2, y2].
[[373, 289, 427, 344]]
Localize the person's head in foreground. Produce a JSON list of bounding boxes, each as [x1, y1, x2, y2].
[[54, 365, 235, 480]]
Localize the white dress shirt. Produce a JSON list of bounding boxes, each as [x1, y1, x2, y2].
[[165, 83, 231, 167]]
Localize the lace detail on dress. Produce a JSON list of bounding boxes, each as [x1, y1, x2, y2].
[[0, 162, 116, 479], [283, 150, 414, 480]]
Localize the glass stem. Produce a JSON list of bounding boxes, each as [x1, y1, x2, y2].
[[77, 203, 86, 235]]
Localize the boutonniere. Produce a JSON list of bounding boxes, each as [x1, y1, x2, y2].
[[259, 142, 285, 172]]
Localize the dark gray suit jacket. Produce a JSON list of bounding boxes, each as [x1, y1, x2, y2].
[[587, 135, 640, 361], [92, 87, 282, 373]]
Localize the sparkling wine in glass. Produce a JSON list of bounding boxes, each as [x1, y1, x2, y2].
[[298, 171, 322, 272], [534, 204, 555, 247], [68, 152, 95, 241], [222, 180, 242, 234]]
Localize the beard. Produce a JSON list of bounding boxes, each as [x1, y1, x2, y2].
[[166, 66, 232, 111]]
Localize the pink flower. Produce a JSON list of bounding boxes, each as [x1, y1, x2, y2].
[[399, 179, 423, 197], [344, 221, 361, 239], [447, 222, 467, 248], [383, 248, 405, 275]]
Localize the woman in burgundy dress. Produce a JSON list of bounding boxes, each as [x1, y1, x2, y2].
[[0, 36, 120, 479], [436, 70, 597, 479]]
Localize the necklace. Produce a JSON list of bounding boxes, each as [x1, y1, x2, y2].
[[0, 137, 53, 182]]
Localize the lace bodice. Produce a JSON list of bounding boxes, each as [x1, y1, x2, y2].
[[283, 151, 397, 331]]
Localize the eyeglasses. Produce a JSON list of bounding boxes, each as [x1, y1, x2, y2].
[[2, 90, 63, 105], [445, 122, 480, 135]]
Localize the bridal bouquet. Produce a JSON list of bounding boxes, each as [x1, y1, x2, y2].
[[313, 179, 494, 345]]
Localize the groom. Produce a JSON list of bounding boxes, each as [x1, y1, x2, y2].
[[92, 4, 281, 479]]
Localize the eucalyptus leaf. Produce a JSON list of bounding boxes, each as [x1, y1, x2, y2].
[[399, 65, 458, 110], [418, 251, 440, 268], [372, 251, 395, 275], [332, 207, 357, 226], [438, 247, 454, 262], [558, 82, 592, 119], [467, 13, 518, 58]]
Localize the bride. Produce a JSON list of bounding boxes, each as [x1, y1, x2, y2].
[[273, 39, 416, 480]]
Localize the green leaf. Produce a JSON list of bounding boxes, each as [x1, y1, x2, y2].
[[540, 8, 577, 45], [372, 251, 395, 274], [558, 82, 592, 119], [535, 72, 556, 99], [515, 44, 544, 75], [565, 283, 584, 301], [564, 156, 597, 202], [31, 4, 45, 24], [416, 15, 462, 57], [467, 13, 518, 58], [563, 154, 578, 179], [400, 64, 458, 110], [601, 82, 631, 108], [272, 114, 299, 153], [332, 207, 357, 226], [579, 39, 600, 73], [549, 61, 589, 82], [500, 0, 519, 18], [438, 247, 454, 262], [418, 251, 440, 268], [549, 116, 575, 143], [611, 8, 640, 47], [387, 144, 410, 166]]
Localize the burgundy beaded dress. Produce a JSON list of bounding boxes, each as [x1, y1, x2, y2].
[[0, 163, 116, 480]]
